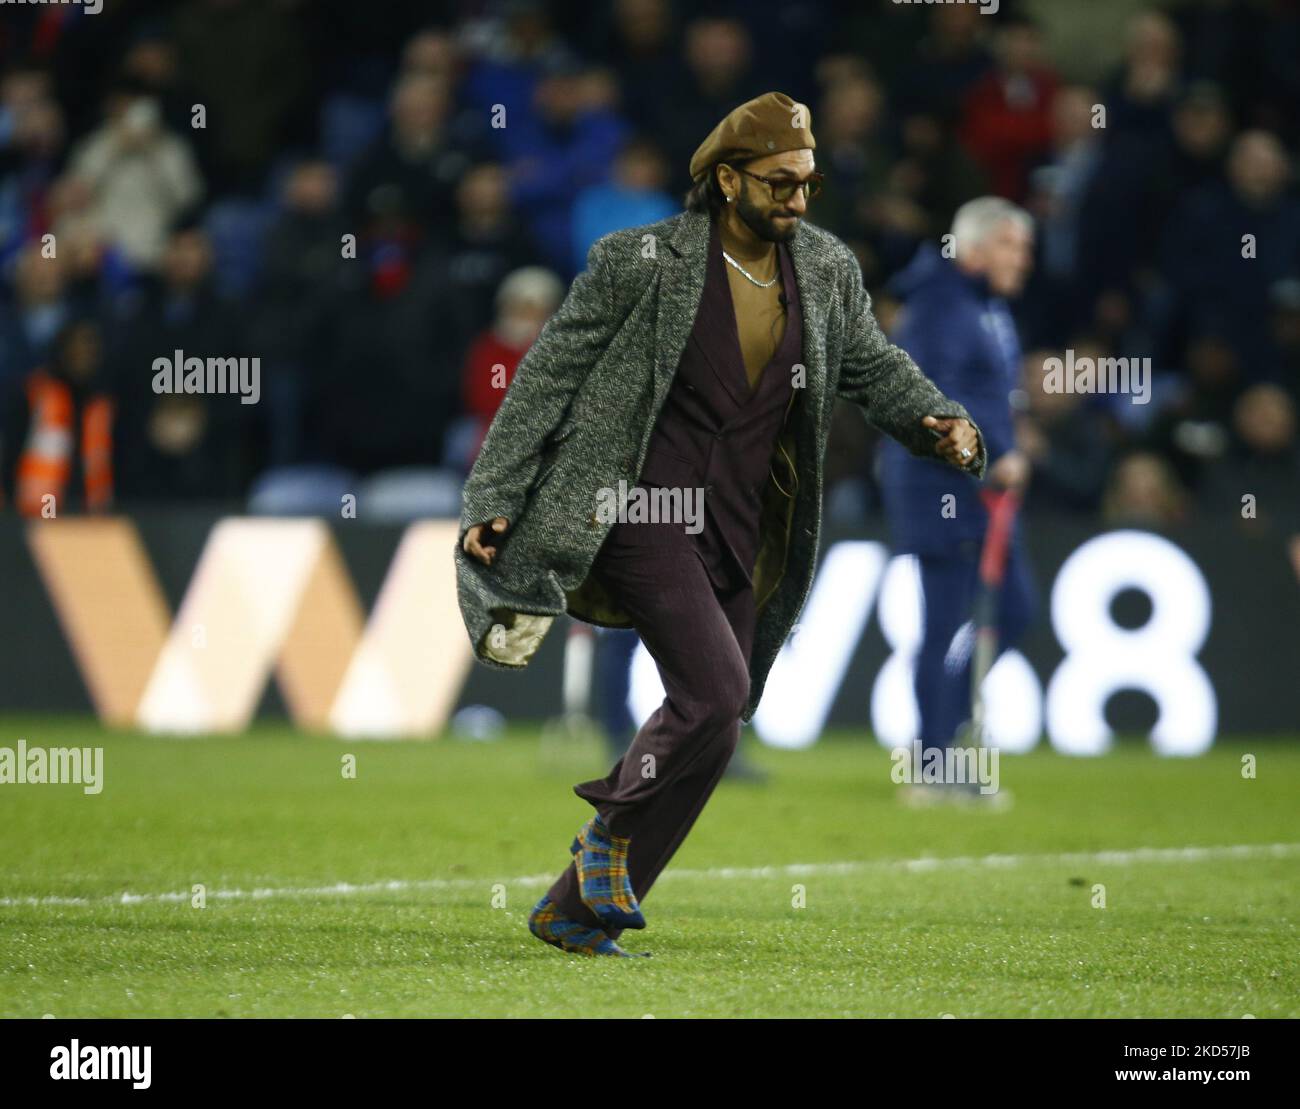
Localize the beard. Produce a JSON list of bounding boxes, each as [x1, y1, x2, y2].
[[735, 183, 799, 243]]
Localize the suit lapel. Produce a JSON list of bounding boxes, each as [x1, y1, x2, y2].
[[651, 211, 710, 404], [653, 210, 831, 453], [698, 225, 754, 410], [787, 218, 830, 453]]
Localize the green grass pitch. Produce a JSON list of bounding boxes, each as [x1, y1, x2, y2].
[[1, 715, 1296, 1018]]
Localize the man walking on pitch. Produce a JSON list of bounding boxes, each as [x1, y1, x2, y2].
[[456, 92, 987, 956], [880, 197, 1038, 805]]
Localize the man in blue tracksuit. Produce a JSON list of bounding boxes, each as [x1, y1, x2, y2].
[[878, 197, 1038, 782]]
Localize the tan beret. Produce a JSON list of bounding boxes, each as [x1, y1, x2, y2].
[[689, 91, 816, 183]]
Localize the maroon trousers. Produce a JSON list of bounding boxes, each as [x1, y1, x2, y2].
[[543, 510, 756, 942]]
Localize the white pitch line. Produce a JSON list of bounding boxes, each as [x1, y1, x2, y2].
[[2, 843, 1297, 910]]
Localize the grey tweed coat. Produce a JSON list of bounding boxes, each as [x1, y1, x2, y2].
[[453, 208, 986, 724]]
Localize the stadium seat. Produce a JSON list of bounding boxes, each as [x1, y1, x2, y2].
[[440, 413, 486, 476], [203, 199, 276, 300], [319, 93, 388, 175], [247, 464, 358, 516], [356, 467, 463, 523]]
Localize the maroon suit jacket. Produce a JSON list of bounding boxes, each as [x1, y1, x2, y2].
[[614, 217, 804, 591]]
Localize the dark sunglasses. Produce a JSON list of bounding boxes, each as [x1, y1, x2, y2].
[[731, 166, 824, 202]]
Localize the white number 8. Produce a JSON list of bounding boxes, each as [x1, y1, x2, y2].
[[1047, 530, 1215, 756]]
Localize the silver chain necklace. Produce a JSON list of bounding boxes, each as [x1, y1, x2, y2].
[[722, 248, 779, 288]]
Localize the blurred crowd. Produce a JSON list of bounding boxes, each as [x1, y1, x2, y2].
[[0, 0, 1296, 535]]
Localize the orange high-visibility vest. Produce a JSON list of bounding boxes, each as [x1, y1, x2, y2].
[[15, 370, 114, 517]]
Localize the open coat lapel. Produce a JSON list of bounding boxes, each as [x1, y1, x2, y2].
[[650, 210, 831, 453]]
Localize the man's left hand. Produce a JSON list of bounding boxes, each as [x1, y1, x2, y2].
[[922, 415, 979, 469]]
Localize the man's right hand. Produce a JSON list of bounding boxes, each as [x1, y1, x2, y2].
[[463, 518, 510, 566]]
